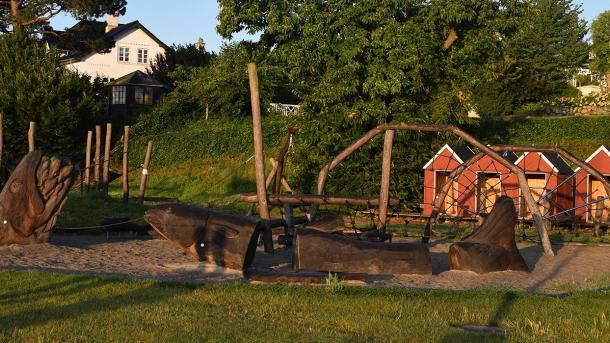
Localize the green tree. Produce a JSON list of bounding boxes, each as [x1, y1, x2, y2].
[[217, 0, 527, 207], [1, 0, 127, 52], [506, 0, 588, 103], [0, 30, 103, 172], [147, 41, 216, 87], [592, 10, 610, 93], [142, 42, 291, 132]]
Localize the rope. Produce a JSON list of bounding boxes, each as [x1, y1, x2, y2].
[[55, 216, 146, 231]]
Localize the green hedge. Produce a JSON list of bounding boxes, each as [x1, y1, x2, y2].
[[474, 116, 610, 159], [128, 115, 288, 169]]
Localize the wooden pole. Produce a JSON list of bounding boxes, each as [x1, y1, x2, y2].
[[594, 196, 604, 237], [247, 62, 273, 254], [122, 125, 130, 203], [84, 130, 92, 190], [138, 140, 153, 202], [377, 130, 394, 232], [0, 112, 3, 172], [94, 125, 101, 190], [28, 121, 35, 152], [103, 123, 111, 195], [205, 103, 209, 121]]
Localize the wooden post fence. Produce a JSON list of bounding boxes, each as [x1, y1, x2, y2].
[[84, 130, 92, 191], [138, 140, 153, 202], [103, 123, 112, 195], [28, 121, 35, 152], [94, 125, 101, 190], [122, 125, 130, 203]]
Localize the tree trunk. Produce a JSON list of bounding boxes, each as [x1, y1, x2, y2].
[[10, 0, 19, 24]]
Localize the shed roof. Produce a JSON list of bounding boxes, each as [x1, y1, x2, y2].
[[422, 144, 474, 169], [108, 71, 169, 89], [515, 152, 573, 174]]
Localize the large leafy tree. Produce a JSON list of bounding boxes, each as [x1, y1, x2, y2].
[[148, 41, 216, 87], [217, 0, 525, 206], [506, 0, 588, 103], [142, 42, 292, 133], [0, 30, 103, 174], [592, 10, 610, 93], [0, 0, 127, 52]]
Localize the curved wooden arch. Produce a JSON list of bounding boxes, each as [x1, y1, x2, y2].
[[312, 124, 555, 256]]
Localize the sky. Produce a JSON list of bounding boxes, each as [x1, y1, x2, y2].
[[50, 0, 610, 53]]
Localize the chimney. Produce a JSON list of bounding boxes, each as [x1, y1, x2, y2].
[[105, 14, 119, 33]]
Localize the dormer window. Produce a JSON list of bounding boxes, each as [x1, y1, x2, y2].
[[118, 47, 130, 62], [137, 48, 149, 64]]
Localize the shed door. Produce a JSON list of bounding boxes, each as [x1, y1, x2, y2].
[[523, 174, 548, 218], [477, 173, 501, 214], [589, 179, 610, 222], [436, 171, 458, 216]]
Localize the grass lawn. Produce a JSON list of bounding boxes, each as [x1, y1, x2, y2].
[[0, 269, 609, 342]]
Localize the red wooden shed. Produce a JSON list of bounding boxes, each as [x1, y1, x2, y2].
[[422, 144, 474, 217], [514, 152, 574, 220], [574, 146, 610, 223]]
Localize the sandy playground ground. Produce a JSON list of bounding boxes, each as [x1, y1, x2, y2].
[[1, 233, 609, 294]]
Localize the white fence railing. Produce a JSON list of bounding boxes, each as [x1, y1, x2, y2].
[[269, 103, 301, 116]]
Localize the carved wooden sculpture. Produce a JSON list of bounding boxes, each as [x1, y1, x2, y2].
[[294, 228, 432, 275], [0, 151, 74, 246], [145, 204, 263, 270], [448, 196, 529, 273]]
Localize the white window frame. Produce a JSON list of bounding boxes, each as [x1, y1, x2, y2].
[[118, 46, 130, 62], [112, 86, 127, 105], [137, 48, 149, 64]]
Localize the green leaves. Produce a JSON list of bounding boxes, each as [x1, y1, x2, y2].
[[0, 30, 103, 173], [592, 11, 610, 76]]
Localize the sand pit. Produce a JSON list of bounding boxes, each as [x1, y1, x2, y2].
[[1, 233, 609, 294]]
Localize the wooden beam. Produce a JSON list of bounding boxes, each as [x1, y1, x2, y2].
[[122, 125, 130, 203], [138, 141, 153, 202], [240, 193, 400, 207], [94, 125, 101, 190], [84, 130, 92, 190], [247, 63, 272, 254], [103, 123, 112, 195], [377, 130, 394, 231]]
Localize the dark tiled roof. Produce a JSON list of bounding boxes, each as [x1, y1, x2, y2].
[[44, 20, 168, 61], [498, 150, 519, 163], [448, 145, 475, 163], [109, 70, 169, 88], [542, 152, 573, 174]]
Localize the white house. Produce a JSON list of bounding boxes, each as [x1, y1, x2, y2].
[[48, 15, 168, 80]]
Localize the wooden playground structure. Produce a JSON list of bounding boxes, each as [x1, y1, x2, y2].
[[3, 63, 610, 280]]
